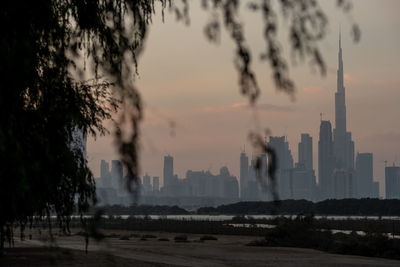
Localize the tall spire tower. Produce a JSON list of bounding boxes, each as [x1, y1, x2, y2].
[[335, 29, 346, 134], [333, 30, 354, 170]]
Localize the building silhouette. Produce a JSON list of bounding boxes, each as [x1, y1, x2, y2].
[[355, 153, 374, 197], [291, 164, 316, 201], [239, 151, 249, 199], [163, 155, 176, 196], [142, 173, 151, 194], [100, 159, 112, 188], [333, 32, 355, 171], [298, 133, 313, 171], [318, 120, 334, 199], [331, 32, 356, 198], [268, 136, 294, 199], [111, 160, 123, 193], [385, 165, 400, 199], [293, 133, 316, 200], [96, 159, 125, 205], [152, 176, 160, 193], [163, 155, 174, 186]]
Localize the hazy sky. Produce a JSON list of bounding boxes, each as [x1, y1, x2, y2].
[[87, 0, 400, 196]]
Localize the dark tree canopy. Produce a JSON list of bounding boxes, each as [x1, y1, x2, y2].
[[0, 0, 358, 251]]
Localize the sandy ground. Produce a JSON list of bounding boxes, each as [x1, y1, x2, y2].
[[2, 229, 400, 267]]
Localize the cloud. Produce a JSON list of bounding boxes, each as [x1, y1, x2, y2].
[[231, 102, 294, 112], [256, 103, 294, 112]]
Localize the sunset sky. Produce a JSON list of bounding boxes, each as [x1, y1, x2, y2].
[[87, 0, 400, 196]]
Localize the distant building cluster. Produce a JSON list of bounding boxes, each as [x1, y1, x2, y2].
[[94, 33, 400, 206], [239, 33, 399, 201], [95, 159, 129, 205], [95, 155, 239, 206], [162, 155, 239, 199]]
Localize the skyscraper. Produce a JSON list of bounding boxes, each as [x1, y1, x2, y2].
[[333, 31, 355, 170], [142, 173, 151, 195], [385, 165, 400, 199], [100, 160, 110, 179], [162, 155, 176, 196], [163, 155, 174, 187], [298, 133, 313, 171], [268, 136, 294, 199], [294, 133, 316, 201], [318, 120, 334, 199], [100, 159, 111, 187], [268, 136, 294, 170], [355, 153, 373, 197], [239, 151, 249, 199], [153, 176, 160, 193], [333, 169, 352, 199], [111, 160, 123, 193]]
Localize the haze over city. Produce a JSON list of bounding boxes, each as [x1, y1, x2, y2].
[[88, 0, 400, 197], [3, 1, 400, 266]]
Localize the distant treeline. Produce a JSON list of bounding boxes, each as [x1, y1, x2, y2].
[[197, 199, 400, 216], [95, 199, 400, 216], [91, 204, 189, 215]]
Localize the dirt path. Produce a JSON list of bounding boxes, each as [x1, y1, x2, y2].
[[6, 230, 400, 267]]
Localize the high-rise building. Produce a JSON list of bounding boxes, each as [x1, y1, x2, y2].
[[333, 31, 355, 171], [246, 157, 262, 201], [152, 176, 160, 193], [385, 165, 400, 199], [268, 136, 294, 199], [220, 166, 239, 199], [268, 136, 294, 170], [163, 155, 174, 187], [240, 151, 249, 199], [372, 181, 380, 198], [100, 160, 110, 179], [142, 173, 151, 195], [294, 133, 316, 200], [100, 160, 112, 188], [298, 133, 313, 171], [318, 120, 334, 199], [111, 160, 124, 194], [333, 169, 353, 199], [291, 164, 316, 201], [355, 153, 373, 197], [96, 159, 121, 205]]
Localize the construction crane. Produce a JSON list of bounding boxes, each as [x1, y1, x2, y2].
[[381, 160, 388, 167]]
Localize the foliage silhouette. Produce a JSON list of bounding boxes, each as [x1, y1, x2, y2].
[[0, 0, 359, 253], [248, 214, 400, 260], [197, 199, 400, 216]]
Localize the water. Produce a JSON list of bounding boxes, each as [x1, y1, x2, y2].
[[115, 214, 400, 221]]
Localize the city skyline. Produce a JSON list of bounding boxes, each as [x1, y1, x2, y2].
[[87, 0, 400, 196]]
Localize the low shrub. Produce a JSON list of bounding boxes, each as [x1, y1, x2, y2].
[[119, 235, 130, 240], [142, 234, 157, 239], [130, 233, 141, 238], [174, 235, 188, 242], [200, 235, 218, 241]]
